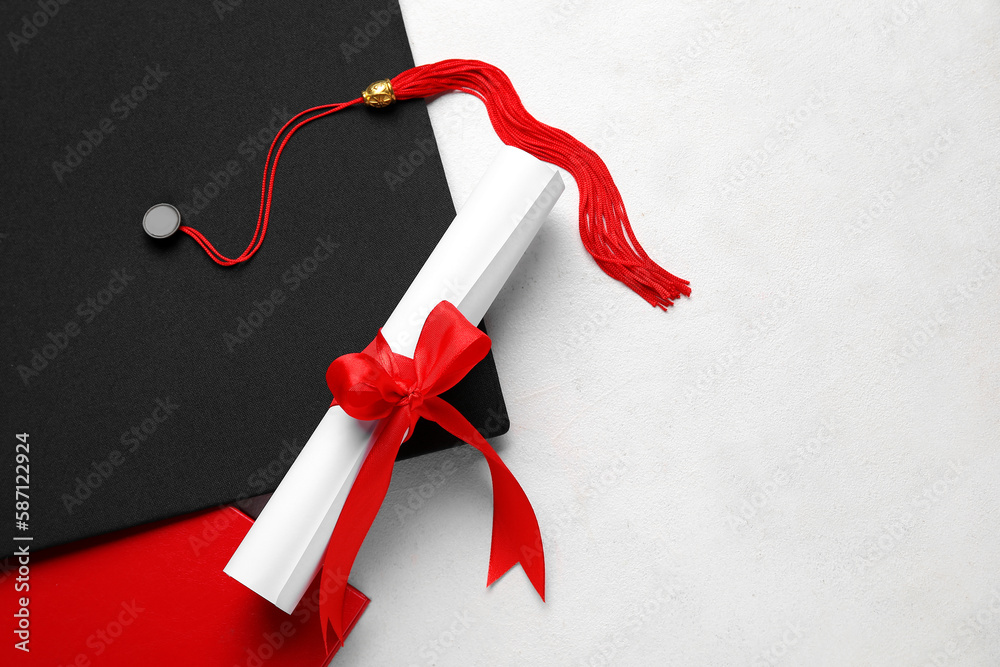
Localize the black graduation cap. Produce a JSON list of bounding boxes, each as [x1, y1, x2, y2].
[[0, 0, 509, 556]]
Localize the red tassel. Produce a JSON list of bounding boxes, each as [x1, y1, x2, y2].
[[393, 60, 690, 309], [179, 59, 690, 309]]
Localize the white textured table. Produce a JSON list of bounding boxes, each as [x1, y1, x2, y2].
[[335, 2, 1000, 665]]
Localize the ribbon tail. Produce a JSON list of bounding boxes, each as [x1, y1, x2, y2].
[[421, 397, 545, 601], [319, 409, 409, 649]]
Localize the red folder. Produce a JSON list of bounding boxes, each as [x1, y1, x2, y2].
[[2, 507, 366, 666]]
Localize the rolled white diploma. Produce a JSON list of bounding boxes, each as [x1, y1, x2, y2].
[[224, 146, 564, 613]]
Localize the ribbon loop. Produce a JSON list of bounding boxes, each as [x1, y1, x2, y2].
[[412, 304, 492, 396], [319, 301, 545, 646], [326, 348, 402, 420]]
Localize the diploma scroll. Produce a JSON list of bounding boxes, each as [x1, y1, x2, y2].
[[224, 146, 564, 612]]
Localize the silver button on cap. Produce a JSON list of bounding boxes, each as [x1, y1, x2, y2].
[[143, 203, 181, 239]]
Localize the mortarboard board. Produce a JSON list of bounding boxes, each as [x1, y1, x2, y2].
[[0, 0, 510, 557]]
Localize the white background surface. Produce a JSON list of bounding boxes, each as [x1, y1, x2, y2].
[[335, 1, 1000, 665]]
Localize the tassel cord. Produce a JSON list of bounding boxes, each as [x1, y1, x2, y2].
[[177, 60, 689, 308]]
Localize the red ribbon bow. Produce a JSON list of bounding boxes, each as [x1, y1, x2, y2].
[[319, 301, 545, 645]]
